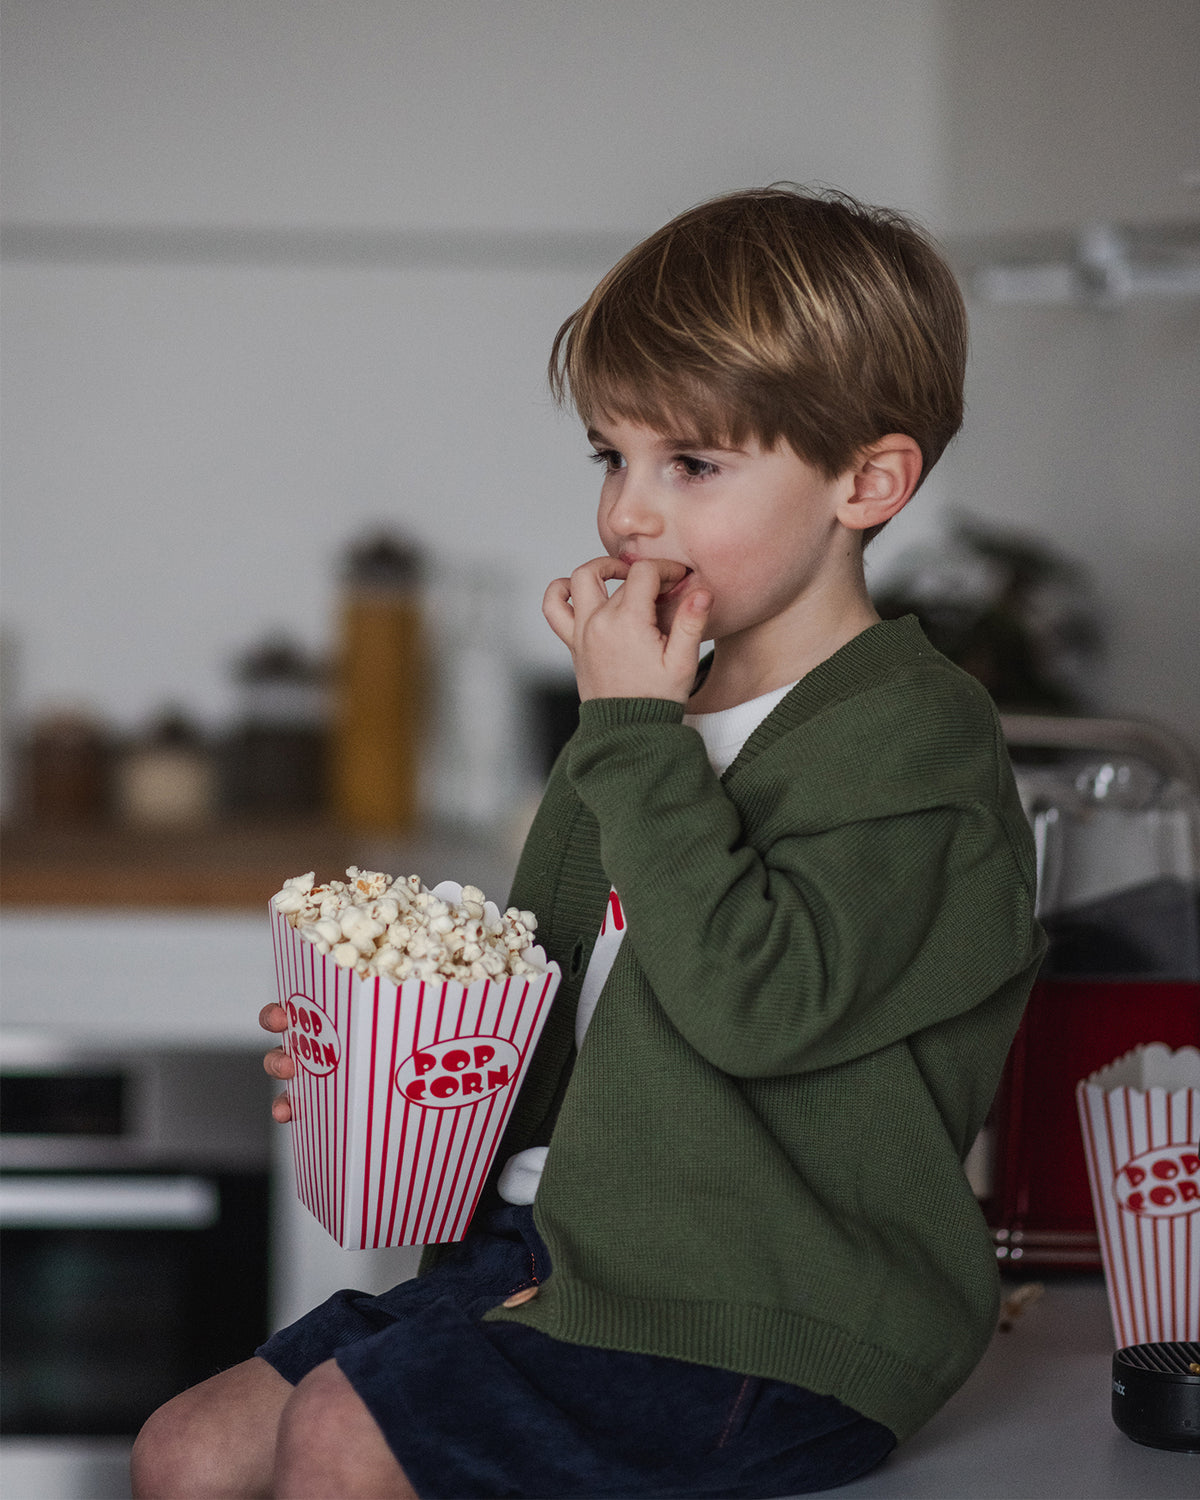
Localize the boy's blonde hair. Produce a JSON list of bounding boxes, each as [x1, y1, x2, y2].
[[549, 185, 966, 490]]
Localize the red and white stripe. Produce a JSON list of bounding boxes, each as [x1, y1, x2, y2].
[[1077, 1074, 1199, 1347], [271, 904, 560, 1249]]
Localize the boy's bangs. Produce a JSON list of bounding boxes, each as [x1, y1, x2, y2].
[[552, 276, 769, 452], [573, 365, 747, 452]]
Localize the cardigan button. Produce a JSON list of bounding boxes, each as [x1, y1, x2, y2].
[[501, 1285, 540, 1308]]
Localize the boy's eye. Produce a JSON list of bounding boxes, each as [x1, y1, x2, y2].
[[675, 455, 718, 480], [588, 448, 625, 473]]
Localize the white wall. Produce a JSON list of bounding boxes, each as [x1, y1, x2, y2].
[[0, 0, 946, 745], [3, 0, 1198, 767], [2, 0, 947, 233], [941, 0, 1199, 235], [935, 0, 1200, 749]]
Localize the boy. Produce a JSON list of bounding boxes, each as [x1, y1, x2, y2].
[[133, 186, 1044, 1499]]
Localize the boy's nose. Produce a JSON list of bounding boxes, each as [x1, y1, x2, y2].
[[608, 478, 665, 541]]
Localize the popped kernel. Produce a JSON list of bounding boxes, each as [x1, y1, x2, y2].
[[272, 869, 544, 982]]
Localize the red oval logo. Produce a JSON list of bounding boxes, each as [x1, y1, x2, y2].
[[285, 995, 342, 1076], [395, 1035, 519, 1109], [1114, 1144, 1200, 1218]]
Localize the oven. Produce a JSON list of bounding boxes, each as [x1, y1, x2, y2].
[[0, 1035, 273, 1495]]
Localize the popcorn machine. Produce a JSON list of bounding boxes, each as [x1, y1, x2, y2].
[[984, 715, 1200, 1269]]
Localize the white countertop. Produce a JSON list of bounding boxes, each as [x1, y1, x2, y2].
[[807, 1276, 1196, 1499], [1, 909, 273, 1051]]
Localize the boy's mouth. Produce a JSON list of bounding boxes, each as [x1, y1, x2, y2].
[[658, 568, 694, 602], [620, 553, 693, 600]]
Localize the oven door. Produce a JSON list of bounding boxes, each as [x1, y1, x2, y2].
[[0, 1168, 269, 1438]]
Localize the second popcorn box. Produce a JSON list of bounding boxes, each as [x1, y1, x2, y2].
[[271, 871, 561, 1249], [1076, 1043, 1200, 1347]]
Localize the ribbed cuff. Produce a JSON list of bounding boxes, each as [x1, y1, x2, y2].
[[576, 697, 687, 731]]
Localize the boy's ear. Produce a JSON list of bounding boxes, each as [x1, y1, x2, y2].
[[836, 434, 923, 533]]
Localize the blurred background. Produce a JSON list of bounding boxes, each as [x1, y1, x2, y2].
[[1, 0, 1198, 861], [2, 7, 1199, 1496]]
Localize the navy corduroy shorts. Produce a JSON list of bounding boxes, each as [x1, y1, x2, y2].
[[256, 1204, 895, 1499]]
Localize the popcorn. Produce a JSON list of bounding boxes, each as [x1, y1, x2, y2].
[[271, 867, 542, 984]]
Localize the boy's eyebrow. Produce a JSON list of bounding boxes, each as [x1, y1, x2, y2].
[[586, 424, 748, 455]]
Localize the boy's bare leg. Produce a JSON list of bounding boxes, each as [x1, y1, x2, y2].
[[130, 1355, 292, 1498], [273, 1358, 419, 1499]]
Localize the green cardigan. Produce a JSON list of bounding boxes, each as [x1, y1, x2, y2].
[[441, 617, 1045, 1442]]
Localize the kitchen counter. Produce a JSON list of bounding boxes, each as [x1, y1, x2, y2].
[[0, 819, 521, 910], [0, 820, 359, 909], [806, 1275, 1196, 1498]]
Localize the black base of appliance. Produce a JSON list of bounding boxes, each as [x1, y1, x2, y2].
[[1112, 1342, 1200, 1453]]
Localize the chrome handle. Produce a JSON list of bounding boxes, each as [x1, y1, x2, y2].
[[0, 1175, 219, 1229], [1001, 713, 1199, 789]]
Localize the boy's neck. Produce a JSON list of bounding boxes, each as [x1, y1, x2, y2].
[[687, 589, 881, 715]]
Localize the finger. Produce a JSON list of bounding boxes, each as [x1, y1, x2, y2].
[[569, 555, 630, 615], [653, 558, 691, 592], [542, 577, 576, 646], [664, 588, 712, 675], [622, 557, 689, 605], [544, 557, 631, 645], [271, 1091, 293, 1124], [263, 1045, 295, 1080], [259, 1002, 288, 1035]]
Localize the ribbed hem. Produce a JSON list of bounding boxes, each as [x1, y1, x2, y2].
[[484, 1277, 959, 1442]]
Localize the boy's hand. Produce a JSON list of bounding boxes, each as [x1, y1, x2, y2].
[[543, 556, 711, 702], [259, 1002, 294, 1123]]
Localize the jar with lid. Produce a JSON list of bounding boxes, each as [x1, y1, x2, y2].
[[114, 707, 218, 828], [25, 709, 112, 824], [223, 636, 327, 818], [329, 532, 426, 831]]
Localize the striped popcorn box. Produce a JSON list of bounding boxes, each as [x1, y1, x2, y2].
[[1076, 1044, 1200, 1347], [271, 890, 560, 1249]]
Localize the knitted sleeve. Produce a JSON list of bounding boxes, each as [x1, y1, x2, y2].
[[566, 685, 1041, 1077]]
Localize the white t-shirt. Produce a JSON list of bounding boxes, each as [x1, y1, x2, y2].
[[495, 680, 796, 1206]]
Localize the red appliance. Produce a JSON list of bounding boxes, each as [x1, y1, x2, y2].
[[987, 978, 1198, 1267], [983, 716, 1200, 1270]]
